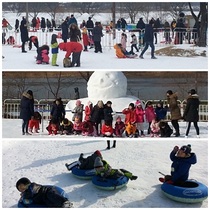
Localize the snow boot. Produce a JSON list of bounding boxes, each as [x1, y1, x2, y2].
[[130, 175, 138, 180], [106, 140, 110, 149], [159, 177, 165, 183]]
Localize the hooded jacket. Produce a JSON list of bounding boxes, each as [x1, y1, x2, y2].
[[59, 42, 83, 58], [170, 150, 197, 183]]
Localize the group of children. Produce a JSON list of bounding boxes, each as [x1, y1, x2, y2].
[[16, 143, 197, 207]]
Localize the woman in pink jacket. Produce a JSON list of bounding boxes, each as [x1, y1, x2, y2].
[[135, 100, 145, 137]]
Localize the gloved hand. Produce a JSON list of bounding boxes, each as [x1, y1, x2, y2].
[[173, 146, 179, 153], [166, 180, 173, 185]]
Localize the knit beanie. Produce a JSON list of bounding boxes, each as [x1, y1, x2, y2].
[[16, 177, 31, 191], [180, 144, 191, 154], [94, 150, 102, 157], [135, 100, 141, 106], [94, 157, 103, 168]]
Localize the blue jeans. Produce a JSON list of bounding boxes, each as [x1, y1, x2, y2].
[[140, 41, 155, 57]]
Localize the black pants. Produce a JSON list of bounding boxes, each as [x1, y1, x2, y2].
[[107, 140, 116, 148], [94, 41, 102, 52], [171, 120, 180, 135], [21, 41, 26, 52], [22, 119, 29, 133], [131, 44, 139, 53], [186, 122, 199, 136], [72, 52, 81, 66]]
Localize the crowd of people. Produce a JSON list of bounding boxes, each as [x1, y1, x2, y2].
[[19, 89, 200, 138]]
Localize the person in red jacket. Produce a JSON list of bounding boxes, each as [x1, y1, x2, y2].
[[122, 103, 137, 137], [101, 120, 114, 137], [59, 41, 83, 67]]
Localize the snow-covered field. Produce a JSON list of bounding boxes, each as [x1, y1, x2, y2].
[[2, 43, 208, 69], [2, 139, 208, 208]]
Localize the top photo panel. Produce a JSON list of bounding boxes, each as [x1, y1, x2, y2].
[[2, 2, 208, 69]]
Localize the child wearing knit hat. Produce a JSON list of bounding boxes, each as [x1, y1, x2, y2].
[[159, 144, 197, 185]]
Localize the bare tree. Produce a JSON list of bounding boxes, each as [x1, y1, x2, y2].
[[189, 2, 208, 47]]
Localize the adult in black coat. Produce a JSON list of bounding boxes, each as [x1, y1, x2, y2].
[[61, 18, 69, 43], [20, 17, 29, 53], [153, 18, 161, 44], [69, 23, 81, 42], [139, 20, 156, 59], [92, 22, 103, 53], [174, 18, 186, 44], [50, 98, 65, 124], [40, 17, 46, 32], [15, 19, 19, 32], [120, 18, 127, 32], [86, 17, 94, 35], [103, 101, 113, 124], [20, 90, 34, 135], [183, 89, 200, 137], [136, 18, 145, 30], [90, 100, 104, 135]]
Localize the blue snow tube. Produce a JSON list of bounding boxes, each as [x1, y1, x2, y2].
[[92, 175, 129, 190], [71, 166, 96, 180], [17, 185, 68, 208], [161, 180, 208, 203]]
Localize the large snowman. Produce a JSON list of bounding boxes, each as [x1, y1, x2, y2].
[[65, 71, 141, 121]]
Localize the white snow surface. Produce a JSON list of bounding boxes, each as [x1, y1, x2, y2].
[[2, 139, 208, 208]]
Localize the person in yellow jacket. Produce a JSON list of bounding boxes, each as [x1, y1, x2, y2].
[[51, 34, 59, 66]]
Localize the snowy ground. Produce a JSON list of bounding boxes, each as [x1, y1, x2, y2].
[[2, 44, 208, 69], [2, 139, 208, 208], [2, 119, 208, 139]]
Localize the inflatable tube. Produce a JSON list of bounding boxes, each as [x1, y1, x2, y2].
[[92, 175, 129, 190], [161, 180, 208, 203], [72, 166, 96, 180], [17, 185, 68, 208]]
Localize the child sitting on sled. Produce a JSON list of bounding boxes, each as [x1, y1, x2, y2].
[[16, 177, 73, 208], [159, 144, 197, 186], [36, 45, 50, 64], [65, 150, 103, 170], [94, 157, 138, 180], [114, 43, 137, 58]]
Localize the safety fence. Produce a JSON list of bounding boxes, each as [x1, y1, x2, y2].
[[2, 27, 200, 49], [3, 99, 208, 122]]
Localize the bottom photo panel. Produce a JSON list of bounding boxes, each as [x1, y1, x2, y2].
[[2, 140, 208, 208]]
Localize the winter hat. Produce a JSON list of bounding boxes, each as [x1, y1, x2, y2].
[[135, 100, 141, 106], [76, 100, 81, 106], [94, 157, 103, 168], [129, 103, 135, 109], [180, 144, 191, 154], [16, 177, 31, 191], [166, 90, 173, 95], [94, 150, 102, 157], [188, 89, 196, 95], [106, 101, 112, 105], [27, 90, 33, 96]]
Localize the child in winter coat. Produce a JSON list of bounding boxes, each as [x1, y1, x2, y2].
[[121, 33, 127, 51], [16, 177, 73, 208], [159, 144, 197, 186], [65, 150, 103, 171], [94, 157, 138, 180], [130, 33, 139, 54], [145, 101, 156, 134], [150, 118, 160, 137], [114, 43, 137, 58], [82, 27, 89, 51], [135, 100, 145, 136], [101, 120, 114, 137], [28, 36, 39, 50], [59, 118, 73, 135], [159, 121, 173, 137], [72, 100, 84, 122], [47, 118, 59, 135], [84, 101, 93, 121], [36, 45, 50, 64], [28, 111, 42, 133], [51, 34, 59, 66], [81, 120, 96, 136], [122, 103, 137, 137], [114, 116, 125, 137], [155, 100, 167, 121], [73, 116, 82, 135]]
